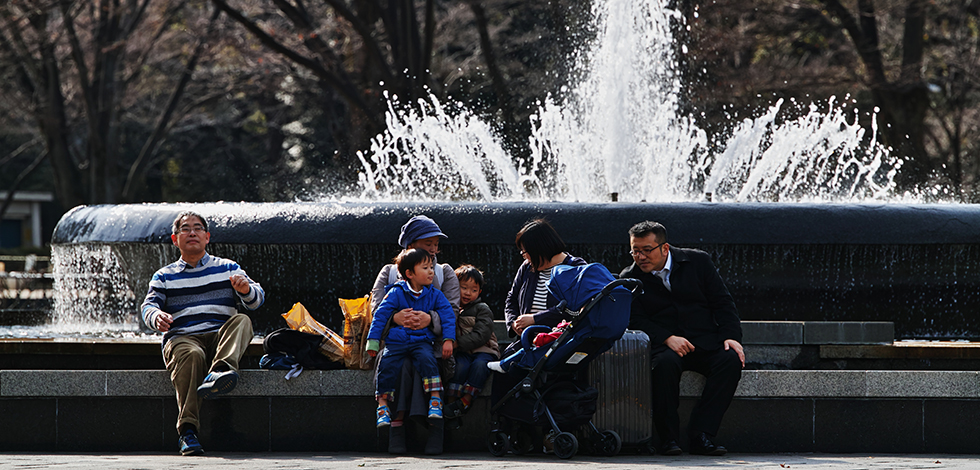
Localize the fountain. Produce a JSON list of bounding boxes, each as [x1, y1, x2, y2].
[[42, 0, 977, 343], [9, 1, 980, 455], [45, 201, 980, 341], [354, 0, 902, 204]]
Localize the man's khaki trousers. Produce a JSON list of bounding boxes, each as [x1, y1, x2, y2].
[[163, 313, 253, 433]]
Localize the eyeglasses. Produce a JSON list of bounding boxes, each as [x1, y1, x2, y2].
[[629, 242, 666, 257], [178, 225, 207, 234]]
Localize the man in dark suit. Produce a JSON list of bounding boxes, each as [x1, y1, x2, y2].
[[620, 221, 744, 456]]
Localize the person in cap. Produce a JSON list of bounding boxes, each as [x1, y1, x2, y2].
[[369, 215, 460, 454]]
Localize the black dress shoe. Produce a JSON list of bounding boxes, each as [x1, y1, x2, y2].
[[689, 432, 727, 456], [659, 439, 682, 456]]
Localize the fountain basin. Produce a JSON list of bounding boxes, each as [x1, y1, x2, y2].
[[50, 202, 980, 339]]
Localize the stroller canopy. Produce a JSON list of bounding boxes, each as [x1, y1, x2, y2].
[[548, 263, 631, 342], [548, 263, 616, 311]]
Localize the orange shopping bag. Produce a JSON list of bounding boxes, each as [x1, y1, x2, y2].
[[339, 295, 374, 370], [281, 302, 345, 362]]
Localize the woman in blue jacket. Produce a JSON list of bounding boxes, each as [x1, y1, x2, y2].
[[492, 218, 587, 410], [503, 218, 587, 341]]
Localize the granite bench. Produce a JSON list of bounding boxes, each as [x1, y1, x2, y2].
[[2, 368, 979, 453]]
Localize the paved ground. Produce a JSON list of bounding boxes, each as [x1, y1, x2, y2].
[[0, 453, 972, 469]]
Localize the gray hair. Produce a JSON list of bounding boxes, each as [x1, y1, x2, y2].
[[172, 211, 209, 235]]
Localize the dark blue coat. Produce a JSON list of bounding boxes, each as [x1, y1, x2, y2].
[[368, 281, 456, 345], [503, 253, 587, 337]]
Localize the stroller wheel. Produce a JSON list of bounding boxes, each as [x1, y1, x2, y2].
[[510, 429, 534, 455], [596, 430, 622, 456], [488, 431, 510, 457], [553, 432, 579, 459]]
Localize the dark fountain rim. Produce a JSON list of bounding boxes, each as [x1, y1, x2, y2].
[[51, 201, 980, 246]]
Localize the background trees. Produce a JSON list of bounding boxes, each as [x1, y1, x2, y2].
[[2, 0, 980, 220], [683, 0, 980, 200], [0, 1, 221, 209]]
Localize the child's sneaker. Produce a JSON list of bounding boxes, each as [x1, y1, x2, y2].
[[376, 405, 392, 427], [428, 396, 443, 419]]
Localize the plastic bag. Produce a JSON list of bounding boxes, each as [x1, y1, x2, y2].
[[339, 295, 374, 370], [281, 302, 345, 362]]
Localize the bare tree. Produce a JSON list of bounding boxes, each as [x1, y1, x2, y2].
[[0, 0, 221, 208], [814, 0, 932, 187], [207, 0, 572, 161]]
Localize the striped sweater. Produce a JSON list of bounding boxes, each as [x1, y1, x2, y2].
[[141, 253, 264, 346]]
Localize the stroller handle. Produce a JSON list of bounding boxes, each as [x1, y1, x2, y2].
[[602, 278, 643, 296]]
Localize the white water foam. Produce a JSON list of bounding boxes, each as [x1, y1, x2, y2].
[[352, 0, 901, 203], [50, 244, 142, 337]]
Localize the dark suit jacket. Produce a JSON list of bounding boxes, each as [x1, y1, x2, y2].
[[620, 247, 741, 351]]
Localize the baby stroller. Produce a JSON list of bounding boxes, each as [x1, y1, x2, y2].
[[488, 263, 642, 459]]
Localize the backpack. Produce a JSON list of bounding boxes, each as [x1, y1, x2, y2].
[[261, 328, 345, 370]]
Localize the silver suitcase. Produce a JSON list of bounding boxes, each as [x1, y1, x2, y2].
[[587, 329, 653, 447]]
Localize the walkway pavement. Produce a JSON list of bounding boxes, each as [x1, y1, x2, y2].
[[0, 453, 970, 469]]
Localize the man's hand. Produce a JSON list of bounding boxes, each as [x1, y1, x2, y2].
[[367, 349, 377, 357], [664, 335, 694, 357], [155, 312, 174, 332], [441, 340, 454, 359], [513, 314, 535, 334], [724, 339, 745, 368], [230, 274, 251, 295]]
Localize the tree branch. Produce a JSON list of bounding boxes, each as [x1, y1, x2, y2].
[[0, 150, 47, 222], [0, 138, 41, 168], [818, 0, 888, 85], [122, 7, 222, 202], [210, 0, 378, 127], [900, 0, 925, 83], [0, 5, 40, 90], [321, 0, 395, 84], [467, 0, 513, 125]]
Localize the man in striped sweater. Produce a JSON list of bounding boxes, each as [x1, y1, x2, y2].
[[141, 211, 265, 456]]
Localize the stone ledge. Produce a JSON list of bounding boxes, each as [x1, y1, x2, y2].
[[493, 321, 895, 346], [0, 338, 266, 356], [0, 369, 375, 398], [3, 369, 978, 399], [821, 342, 980, 359], [682, 370, 980, 398], [803, 321, 894, 345], [741, 321, 803, 344]]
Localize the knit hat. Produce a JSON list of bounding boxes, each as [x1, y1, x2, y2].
[[398, 215, 447, 248]]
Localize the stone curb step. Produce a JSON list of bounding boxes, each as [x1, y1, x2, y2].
[[4, 369, 977, 399]]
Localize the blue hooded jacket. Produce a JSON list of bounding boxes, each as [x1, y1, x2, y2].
[[367, 280, 456, 347]]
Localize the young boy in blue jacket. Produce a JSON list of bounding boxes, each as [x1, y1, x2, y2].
[[366, 248, 456, 427]]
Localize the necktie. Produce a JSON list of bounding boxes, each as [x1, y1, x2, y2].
[[657, 269, 671, 292]]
